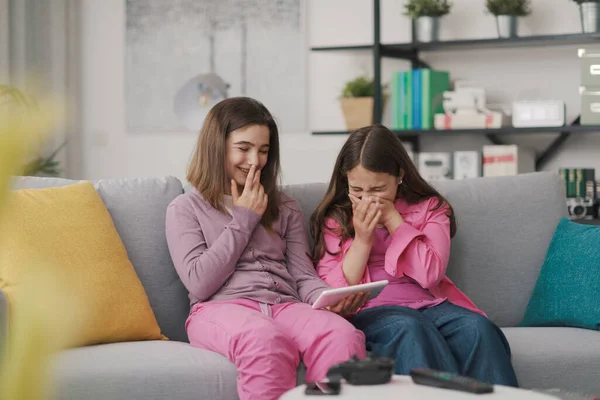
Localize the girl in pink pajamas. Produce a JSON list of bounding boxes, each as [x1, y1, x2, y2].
[[165, 97, 367, 400], [311, 125, 518, 387]]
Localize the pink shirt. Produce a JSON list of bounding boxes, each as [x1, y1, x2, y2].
[[316, 197, 485, 316], [362, 227, 447, 310], [165, 188, 330, 308]]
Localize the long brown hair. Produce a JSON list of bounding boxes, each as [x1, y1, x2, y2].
[[187, 97, 281, 227], [310, 124, 456, 261]]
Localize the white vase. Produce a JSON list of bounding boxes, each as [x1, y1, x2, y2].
[[496, 15, 518, 38], [580, 2, 600, 33], [415, 17, 439, 43]]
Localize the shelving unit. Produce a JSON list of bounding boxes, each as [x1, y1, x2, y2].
[[310, 0, 600, 170]]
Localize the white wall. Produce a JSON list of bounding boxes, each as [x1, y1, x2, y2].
[[79, 0, 600, 184]]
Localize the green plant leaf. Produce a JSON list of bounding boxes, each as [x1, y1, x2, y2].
[[404, 0, 452, 18], [342, 76, 375, 98], [485, 0, 532, 16]]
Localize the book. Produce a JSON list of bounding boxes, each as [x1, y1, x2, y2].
[[421, 69, 450, 130]]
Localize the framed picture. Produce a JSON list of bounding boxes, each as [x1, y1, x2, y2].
[[125, 0, 307, 133]]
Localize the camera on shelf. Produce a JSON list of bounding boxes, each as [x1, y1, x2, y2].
[[566, 197, 597, 220], [559, 168, 599, 220]]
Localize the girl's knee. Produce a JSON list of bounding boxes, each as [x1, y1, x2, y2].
[[384, 314, 430, 334], [464, 314, 498, 336], [329, 320, 365, 344]]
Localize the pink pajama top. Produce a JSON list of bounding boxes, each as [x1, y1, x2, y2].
[[316, 197, 485, 316], [165, 188, 330, 308]]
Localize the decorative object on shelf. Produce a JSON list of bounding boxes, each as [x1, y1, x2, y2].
[[453, 151, 481, 180], [418, 152, 453, 181], [512, 100, 566, 128], [485, 0, 532, 38], [573, 0, 600, 33], [403, 0, 452, 43], [340, 76, 375, 130], [0, 85, 65, 177], [434, 81, 507, 130], [558, 168, 598, 220], [482, 145, 535, 176]]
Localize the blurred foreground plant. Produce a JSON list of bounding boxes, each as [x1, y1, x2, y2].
[[0, 92, 80, 400], [1, 84, 66, 177]]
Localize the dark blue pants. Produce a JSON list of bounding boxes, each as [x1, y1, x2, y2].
[[351, 302, 519, 387]]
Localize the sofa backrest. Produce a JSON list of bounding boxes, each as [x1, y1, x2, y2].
[[284, 171, 567, 327], [12, 176, 190, 342], [433, 172, 567, 326], [11, 171, 566, 341]]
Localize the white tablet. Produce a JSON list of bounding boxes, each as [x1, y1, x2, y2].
[[312, 280, 389, 310]]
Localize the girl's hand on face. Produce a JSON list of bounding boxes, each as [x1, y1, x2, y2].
[[376, 196, 403, 227], [349, 194, 381, 245], [231, 164, 268, 216]]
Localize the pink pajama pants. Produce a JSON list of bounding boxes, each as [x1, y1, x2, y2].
[[186, 298, 366, 400]]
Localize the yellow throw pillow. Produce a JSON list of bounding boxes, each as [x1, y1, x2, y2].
[[0, 181, 165, 346]]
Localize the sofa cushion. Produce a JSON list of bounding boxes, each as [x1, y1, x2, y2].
[[521, 218, 600, 331], [52, 341, 238, 400], [12, 176, 190, 342], [433, 172, 567, 327], [0, 182, 164, 345], [502, 327, 600, 394]]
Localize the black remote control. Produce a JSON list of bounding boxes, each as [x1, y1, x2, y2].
[[409, 368, 494, 394]]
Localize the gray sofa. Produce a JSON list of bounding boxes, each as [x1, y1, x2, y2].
[[1, 171, 599, 399]]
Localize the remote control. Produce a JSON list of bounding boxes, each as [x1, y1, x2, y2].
[[409, 368, 494, 394]]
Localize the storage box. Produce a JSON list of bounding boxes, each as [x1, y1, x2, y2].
[[453, 151, 481, 180], [482, 145, 535, 177], [579, 47, 600, 87], [580, 87, 600, 125]]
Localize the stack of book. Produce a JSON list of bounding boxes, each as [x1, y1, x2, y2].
[[390, 68, 450, 130]]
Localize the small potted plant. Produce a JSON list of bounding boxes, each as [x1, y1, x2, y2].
[[404, 0, 452, 43], [340, 76, 375, 131], [572, 0, 600, 33], [486, 0, 532, 38]]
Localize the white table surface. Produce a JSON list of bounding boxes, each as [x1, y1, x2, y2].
[[281, 375, 559, 399]]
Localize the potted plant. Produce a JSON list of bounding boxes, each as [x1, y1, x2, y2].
[[404, 0, 452, 43], [340, 76, 376, 131], [572, 0, 600, 33], [486, 0, 532, 38]]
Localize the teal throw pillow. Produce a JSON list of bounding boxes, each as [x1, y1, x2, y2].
[[521, 217, 600, 331]]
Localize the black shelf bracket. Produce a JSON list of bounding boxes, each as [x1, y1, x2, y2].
[[485, 133, 505, 145], [535, 116, 580, 170]]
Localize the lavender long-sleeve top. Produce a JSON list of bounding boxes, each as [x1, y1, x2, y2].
[[165, 188, 330, 308]]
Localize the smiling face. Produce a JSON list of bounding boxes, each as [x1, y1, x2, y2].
[[225, 124, 270, 190], [347, 164, 402, 202]]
